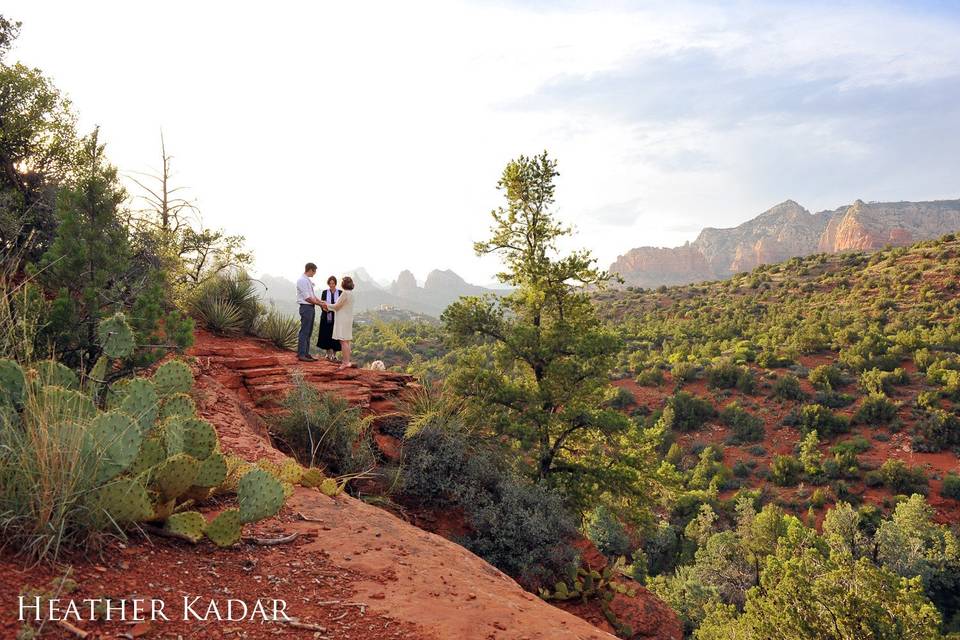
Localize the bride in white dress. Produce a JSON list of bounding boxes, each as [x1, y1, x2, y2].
[[322, 276, 355, 370]]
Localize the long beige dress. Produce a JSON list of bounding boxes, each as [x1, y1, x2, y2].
[[330, 290, 355, 341]]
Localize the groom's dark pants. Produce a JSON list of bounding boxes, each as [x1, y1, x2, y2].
[[298, 304, 315, 357]]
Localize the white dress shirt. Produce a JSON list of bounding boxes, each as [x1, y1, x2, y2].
[[296, 274, 316, 305]]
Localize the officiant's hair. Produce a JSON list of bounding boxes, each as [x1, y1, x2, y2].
[[305, 262, 317, 272], [342, 276, 355, 290], [327, 276, 337, 286]]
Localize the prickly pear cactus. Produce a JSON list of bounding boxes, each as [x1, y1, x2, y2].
[[152, 453, 200, 500], [33, 360, 79, 390], [0, 358, 25, 407], [299, 467, 325, 488], [319, 478, 343, 497], [238, 468, 286, 524], [193, 452, 228, 488], [164, 511, 206, 543], [119, 378, 159, 435], [89, 478, 154, 524], [97, 312, 135, 359], [204, 508, 242, 547], [129, 438, 166, 476], [160, 393, 196, 420], [85, 411, 142, 483], [183, 418, 217, 460], [153, 360, 193, 397]]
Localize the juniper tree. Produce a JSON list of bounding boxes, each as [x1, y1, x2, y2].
[[442, 152, 667, 513]]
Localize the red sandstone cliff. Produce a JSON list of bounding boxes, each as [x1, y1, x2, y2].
[[611, 198, 960, 287]]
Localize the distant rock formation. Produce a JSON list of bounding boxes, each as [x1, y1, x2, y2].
[[611, 199, 960, 287]]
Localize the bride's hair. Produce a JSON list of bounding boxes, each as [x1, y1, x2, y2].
[[341, 276, 355, 290]]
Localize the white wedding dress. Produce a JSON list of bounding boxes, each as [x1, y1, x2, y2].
[[330, 290, 355, 341]]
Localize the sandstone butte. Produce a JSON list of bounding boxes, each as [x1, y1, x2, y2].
[[611, 198, 960, 287], [0, 330, 681, 640]]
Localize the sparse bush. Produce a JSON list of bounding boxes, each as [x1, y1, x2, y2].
[[859, 367, 908, 396], [809, 364, 843, 392], [854, 393, 899, 425], [661, 391, 716, 432], [635, 368, 665, 387], [720, 402, 764, 443], [793, 403, 850, 437], [942, 473, 960, 500], [606, 386, 635, 410], [585, 505, 632, 558], [870, 460, 928, 495], [772, 374, 805, 401], [272, 375, 375, 474], [913, 408, 960, 452], [706, 360, 756, 394], [671, 361, 697, 384], [770, 455, 803, 487]]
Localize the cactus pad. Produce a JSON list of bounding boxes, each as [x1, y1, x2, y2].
[[120, 378, 159, 435], [299, 467, 325, 488], [34, 360, 79, 389], [0, 359, 26, 407], [152, 453, 200, 500], [161, 416, 186, 456], [204, 508, 242, 547], [237, 468, 286, 524], [183, 418, 217, 460], [193, 452, 228, 488], [90, 478, 153, 525], [319, 478, 343, 497], [86, 411, 142, 483], [164, 511, 206, 543], [35, 386, 96, 426], [97, 313, 136, 359], [153, 360, 193, 397], [160, 393, 196, 420], [129, 437, 166, 475]]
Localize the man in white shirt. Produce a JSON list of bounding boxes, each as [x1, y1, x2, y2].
[[296, 262, 323, 361]]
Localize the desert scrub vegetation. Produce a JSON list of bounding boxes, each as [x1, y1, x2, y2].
[[0, 316, 287, 561], [271, 374, 376, 474], [661, 391, 716, 432]]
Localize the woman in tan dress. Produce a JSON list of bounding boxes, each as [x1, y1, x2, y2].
[[322, 276, 355, 370]]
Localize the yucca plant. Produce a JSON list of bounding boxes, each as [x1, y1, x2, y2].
[[399, 380, 465, 439], [191, 272, 262, 335], [255, 310, 299, 350], [194, 296, 244, 336]]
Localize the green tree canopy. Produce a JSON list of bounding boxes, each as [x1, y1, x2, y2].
[[442, 152, 669, 515]]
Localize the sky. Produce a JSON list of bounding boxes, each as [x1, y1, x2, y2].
[[6, 1, 960, 285]]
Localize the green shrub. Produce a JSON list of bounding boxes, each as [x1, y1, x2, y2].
[[661, 391, 716, 432], [913, 408, 960, 452], [770, 455, 803, 487], [942, 473, 960, 500], [635, 368, 665, 387], [585, 505, 631, 557], [809, 364, 843, 391], [812, 390, 855, 408], [771, 374, 805, 401], [706, 360, 756, 394], [255, 310, 299, 350], [606, 386, 636, 410], [193, 296, 244, 336], [272, 375, 375, 474], [859, 367, 908, 396], [671, 361, 697, 384], [854, 393, 898, 425], [875, 459, 928, 495], [792, 404, 850, 437], [720, 402, 764, 443], [462, 478, 578, 590]]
